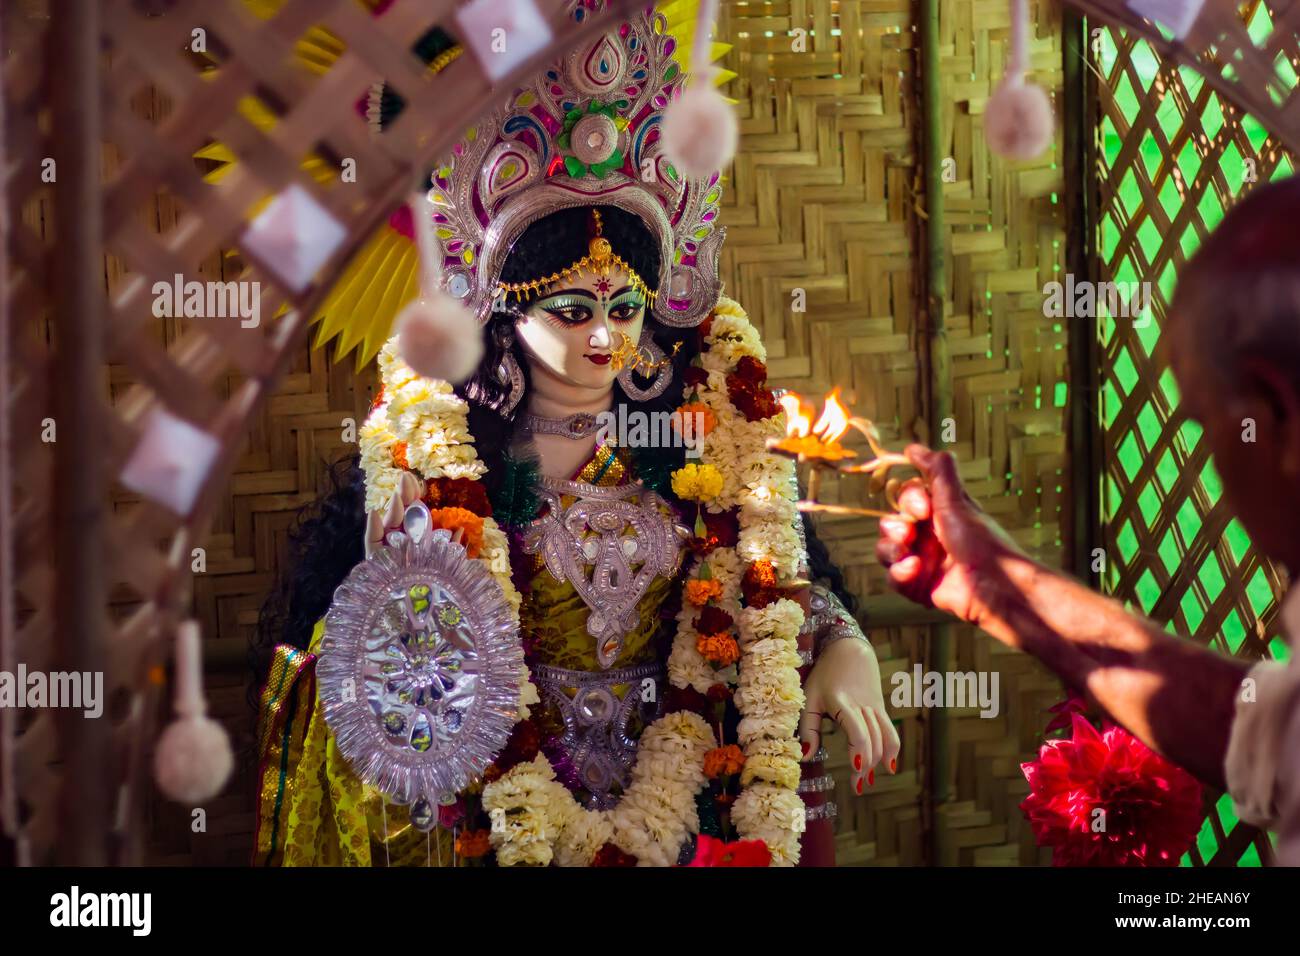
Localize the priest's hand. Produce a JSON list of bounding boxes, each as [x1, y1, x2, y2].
[[876, 445, 1027, 636]]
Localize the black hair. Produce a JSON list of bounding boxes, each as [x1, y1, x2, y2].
[[249, 455, 366, 708]]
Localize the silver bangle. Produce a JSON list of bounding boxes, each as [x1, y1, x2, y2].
[[805, 802, 838, 822], [797, 773, 835, 794]]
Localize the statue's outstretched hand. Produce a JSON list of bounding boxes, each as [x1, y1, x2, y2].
[[364, 471, 464, 557], [800, 639, 900, 794]]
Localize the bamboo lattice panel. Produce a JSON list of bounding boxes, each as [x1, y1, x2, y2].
[[719, 0, 1067, 865], [924, 0, 1068, 866], [1094, 2, 1296, 867]]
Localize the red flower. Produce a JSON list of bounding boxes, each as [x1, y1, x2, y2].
[[437, 798, 465, 830], [693, 605, 734, 636], [726, 378, 779, 422], [684, 834, 772, 867], [663, 685, 711, 719], [1044, 694, 1089, 735], [742, 561, 782, 608], [683, 366, 709, 388], [494, 719, 541, 773], [705, 682, 733, 704], [1019, 713, 1204, 867], [687, 509, 740, 556], [424, 476, 493, 517], [592, 842, 638, 867], [732, 356, 768, 386]]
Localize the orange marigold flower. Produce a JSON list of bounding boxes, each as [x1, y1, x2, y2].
[[742, 560, 782, 608], [685, 578, 724, 607], [428, 506, 485, 559], [455, 829, 492, 858], [673, 401, 717, 436], [703, 744, 746, 778], [696, 633, 741, 668], [392, 440, 410, 470]]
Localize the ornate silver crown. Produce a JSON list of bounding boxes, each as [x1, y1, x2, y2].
[[428, 2, 725, 328]]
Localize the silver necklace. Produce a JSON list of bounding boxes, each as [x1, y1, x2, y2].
[[524, 411, 603, 440]]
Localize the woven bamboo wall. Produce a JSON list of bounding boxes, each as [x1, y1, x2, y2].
[[75, 1, 1074, 865], [716, 0, 1065, 866]]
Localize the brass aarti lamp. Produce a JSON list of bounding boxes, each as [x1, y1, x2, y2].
[[766, 388, 912, 519]]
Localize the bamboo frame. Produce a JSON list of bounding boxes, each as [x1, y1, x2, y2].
[[49, 0, 110, 866], [920, 0, 953, 866]]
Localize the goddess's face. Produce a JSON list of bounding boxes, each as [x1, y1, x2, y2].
[[513, 267, 647, 392]]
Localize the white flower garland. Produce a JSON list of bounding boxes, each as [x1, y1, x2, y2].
[[358, 300, 807, 866], [363, 340, 533, 714], [678, 297, 806, 865]]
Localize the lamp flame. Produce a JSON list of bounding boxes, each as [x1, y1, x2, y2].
[[812, 387, 850, 445], [779, 392, 814, 438]]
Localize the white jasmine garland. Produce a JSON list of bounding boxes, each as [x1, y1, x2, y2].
[[360, 294, 808, 866], [670, 296, 808, 865]]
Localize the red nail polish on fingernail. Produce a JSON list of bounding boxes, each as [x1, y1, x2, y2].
[[868, 770, 875, 786], [855, 777, 863, 795], [890, 758, 897, 773], [853, 754, 862, 772], [802, 741, 811, 757]]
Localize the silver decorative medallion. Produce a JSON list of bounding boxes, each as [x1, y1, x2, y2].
[[533, 661, 663, 810], [318, 502, 522, 828], [524, 479, 686, 669]]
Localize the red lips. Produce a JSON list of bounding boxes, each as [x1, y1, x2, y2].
[[585, 353, 611, 366]]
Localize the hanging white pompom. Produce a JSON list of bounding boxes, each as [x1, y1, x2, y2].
[[660, 0, 736, 180], [661, 83, 738, 180], [155, 714, 234, 803], [153, 621, 233, 803], [396, 293, 484, 384], [985, 76, 1054, 160], [395, 188, 485, 384], [986, 0, 1054, 161]]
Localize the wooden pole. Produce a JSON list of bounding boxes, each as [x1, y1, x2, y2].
[[49, 0, 109, 865], [0, 2, 18, 867], [1063, 8, 1099, 586], [920, 0, 953, 866]]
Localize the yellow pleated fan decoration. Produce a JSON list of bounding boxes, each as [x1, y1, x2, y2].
[[313, 226, 422, 369], [196, 0, 732, 369]]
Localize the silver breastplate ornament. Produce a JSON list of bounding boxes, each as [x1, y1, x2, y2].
[[522, 472, 688, 807], [523, 476, 688, 669]]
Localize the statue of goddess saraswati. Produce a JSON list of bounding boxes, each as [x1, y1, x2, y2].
[[252, 2, 897, 868]]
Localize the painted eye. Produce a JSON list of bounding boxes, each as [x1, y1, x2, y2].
[[609, 302, 643, 323], [544, 305, 592, 325]]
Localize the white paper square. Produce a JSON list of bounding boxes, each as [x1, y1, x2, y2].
[[240, 182, 347, 294], [1126, 0, 1206, 40], [119, 407, 221, 516], [455, 0, 554, 82]]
